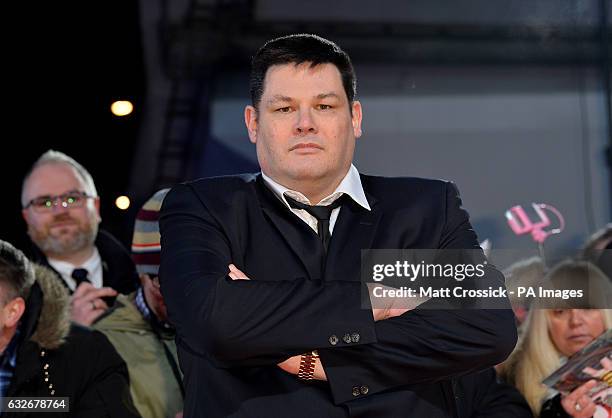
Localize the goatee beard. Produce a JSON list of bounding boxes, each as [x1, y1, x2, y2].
[[30, 221, 98, 257]]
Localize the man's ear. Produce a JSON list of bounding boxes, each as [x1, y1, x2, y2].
[[93, 197, 102, 223], [21, 208, 30, 224], [244, 105, 258, 144], [138, 273, 149, 287], [351, 100, 363, 139], [4, 297, 25, 328]]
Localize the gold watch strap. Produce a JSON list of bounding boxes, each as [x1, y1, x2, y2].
[[297, 350, 319, 381], [601, 370, 612, 385]]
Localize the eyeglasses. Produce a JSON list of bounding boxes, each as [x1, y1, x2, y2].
[[24, 191, 94, 213]]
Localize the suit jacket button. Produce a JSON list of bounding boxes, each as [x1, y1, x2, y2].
[[342, 333, 352, 344], [352, 386, 361, 397], [360, 385, 369, 395], [351, 333, 360, 343], [329, 335, 338, 346]]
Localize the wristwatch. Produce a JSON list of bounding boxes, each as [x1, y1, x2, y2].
[[602, 370, 612, 385], [297, 350, 319, 381]]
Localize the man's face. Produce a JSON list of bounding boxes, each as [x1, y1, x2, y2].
[[21, 163, 100, 258], [245, 63, 362, 196], [140, 273, 168, 322]]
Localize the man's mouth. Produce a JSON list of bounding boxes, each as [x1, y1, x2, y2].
[[290, 143, 323, 151], [51, 221, 76, 228], [49, 220, 79, 232]]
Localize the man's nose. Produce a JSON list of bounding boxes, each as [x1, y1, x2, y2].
[[51, 198, 70, 213], [294, 108, 317, 135]]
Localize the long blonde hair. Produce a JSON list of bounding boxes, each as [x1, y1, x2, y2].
[[500, 260, 612, 416]]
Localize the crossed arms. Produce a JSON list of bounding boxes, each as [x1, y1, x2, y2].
[[159, 181, 517, 404]]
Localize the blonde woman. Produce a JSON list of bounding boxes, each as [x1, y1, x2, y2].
[[501, 260, 612, 418]]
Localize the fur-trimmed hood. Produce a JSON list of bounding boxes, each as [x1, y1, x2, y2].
[[27, 264, 71, 349]]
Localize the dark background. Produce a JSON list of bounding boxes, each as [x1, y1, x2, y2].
[[4, 0, 145, 251]]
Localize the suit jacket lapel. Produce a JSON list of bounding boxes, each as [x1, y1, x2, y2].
[[324, 190, 382, 282], [256, 176, 326, 281]]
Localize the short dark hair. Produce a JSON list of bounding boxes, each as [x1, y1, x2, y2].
[[249, 34, 357, 110], [0, 240, 35, 303]]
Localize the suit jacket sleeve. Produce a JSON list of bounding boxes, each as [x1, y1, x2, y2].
[[159, 182, 377, 367], [318, 182, 518, 404], [464, 368, 533, 418]]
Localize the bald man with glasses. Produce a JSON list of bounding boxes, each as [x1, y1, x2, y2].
[[20, 150, 139, 326]]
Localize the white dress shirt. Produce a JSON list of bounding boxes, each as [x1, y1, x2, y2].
[[261, 164, 371, 235], [48, 246, 103, 291]]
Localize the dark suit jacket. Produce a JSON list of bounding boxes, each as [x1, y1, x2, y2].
[[159, 173, 518, 418], [457, 368, 532, 418]]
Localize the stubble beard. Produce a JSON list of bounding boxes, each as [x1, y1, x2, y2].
[[29, 214, 98, 257]]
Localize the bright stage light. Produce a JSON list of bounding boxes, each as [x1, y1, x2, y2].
[[110, 100, 134, 116], [115, 195, 131, 210]]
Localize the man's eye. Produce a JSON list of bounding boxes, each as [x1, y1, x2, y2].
[[276, 107, 291, 113], [318, 104, 332, 110], [43, 200, 53, 208]]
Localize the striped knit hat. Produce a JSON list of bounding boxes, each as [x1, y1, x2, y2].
[[131, 188, 170, 275]]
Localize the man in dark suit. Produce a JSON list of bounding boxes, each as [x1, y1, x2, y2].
[[160, 34, 519, 418], [20, 150, 139, 326]]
